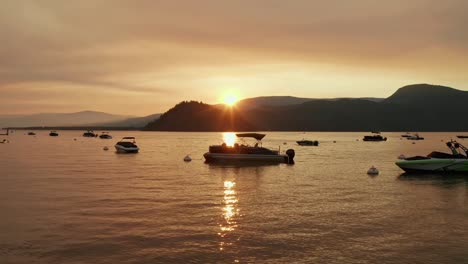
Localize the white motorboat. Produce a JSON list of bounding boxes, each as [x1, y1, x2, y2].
[[203, 133, 295, 164], [406, 133, 424, 140], [115, 137, 139, 153]]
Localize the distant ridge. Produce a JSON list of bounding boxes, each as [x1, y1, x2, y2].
[[0, 111, 132, 128], [145, 84, 468, 131], [385, 84, 468, 104]]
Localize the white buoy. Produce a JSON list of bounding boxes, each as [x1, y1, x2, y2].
[[184, 155, 192, 162], [367, 166, 379, 175], [103, 146, 109, 151], [398, 154, 406, 160]]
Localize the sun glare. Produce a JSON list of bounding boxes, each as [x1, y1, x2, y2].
[[223, 94, 238, 106], [223, 132, 237, 147]]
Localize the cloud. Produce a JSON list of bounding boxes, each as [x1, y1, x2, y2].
[[0, 0, 467, 114]]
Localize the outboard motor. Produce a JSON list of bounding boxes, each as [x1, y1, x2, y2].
[[286, 149, 295, 164]]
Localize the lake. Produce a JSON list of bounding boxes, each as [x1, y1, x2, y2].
[[1, 131, 467, 263]]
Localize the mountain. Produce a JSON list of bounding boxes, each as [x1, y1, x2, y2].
[[144, 101, 254, 131], [145, 84, 468, 131], [385, 84, 468, 105], [0, 111, 132, 128], [237, 96, 384, 109]]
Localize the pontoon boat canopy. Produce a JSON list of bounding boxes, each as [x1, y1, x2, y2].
[[236, 133, 266, 140]]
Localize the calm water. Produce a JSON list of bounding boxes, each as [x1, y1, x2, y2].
[[1, 131, 467, 264]]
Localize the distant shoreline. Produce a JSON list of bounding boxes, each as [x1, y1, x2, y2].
[[3, 127, 468, 133]]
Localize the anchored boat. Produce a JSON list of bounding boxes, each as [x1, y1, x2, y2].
[[204, 133, 295, 164], [363, 134, 387, 141], [99, 132, 113, 139], [406, 133, 424, 140], [49, 131, 59, 137], [115, 137, 139, 153], [396, 140, 468, 173], [297, 140, 319, 146], [83, 130, 98, 137]]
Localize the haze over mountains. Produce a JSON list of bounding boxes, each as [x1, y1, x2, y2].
[[0, 111, 161, 129], [145, 84, 468, 132]]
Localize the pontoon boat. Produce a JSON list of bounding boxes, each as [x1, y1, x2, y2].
[[204, 133, 295, 164]]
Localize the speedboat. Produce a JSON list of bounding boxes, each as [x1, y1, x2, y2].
[[49, 131, 59, 137], [99, 132, 113, 139], [115, 137, 139, 153], [363, 134, 387, 141], [27, 132, 36, 136], [204, 133, 295, 164], [396, 140, 468, 173], [83, 130, 97, 137], [406, 133, 424, 140], [297, 140, 319, 146]]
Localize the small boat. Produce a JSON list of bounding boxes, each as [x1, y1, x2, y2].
[[83, 130, 97, 137], [49, 131, 59, 137], [297, 140, 319, 146], [401, 132, 412, 138], [204, 133, 295, 164], [363, 135, 387, 141], [0, 139, 8, 144], [457, 135, 468, 139], [396, 140, 468, 173], [27, 132, 36, 136], [99, 132, 113, 139], [406, 133, 424, 140], [115, 137, 139, 153]]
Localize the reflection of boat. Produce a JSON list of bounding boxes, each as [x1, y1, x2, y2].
[[396, 140, 468, 173], [99, 132, 113, 139], [83, 130, 97, 137], [115, 137, 139, 153], [204, 133, 295, 164], [49, 131, 59, 137], [363, 134, 387, 141], [407, 133, 424, 140], [297, 140, 319, 146], [27, 132, 36, 136], [457, 135, 468, 139]]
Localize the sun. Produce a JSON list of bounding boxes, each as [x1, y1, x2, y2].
[[223, 94, 238, 106]]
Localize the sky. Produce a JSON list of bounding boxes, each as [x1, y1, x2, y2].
[[1, 0, 468, 116]]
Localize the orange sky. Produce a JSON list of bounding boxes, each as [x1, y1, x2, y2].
[[1, 0, 468, 116]]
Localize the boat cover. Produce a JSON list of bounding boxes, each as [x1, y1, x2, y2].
[[235, 133, 266, 140]]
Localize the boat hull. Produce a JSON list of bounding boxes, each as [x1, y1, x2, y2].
[[204, 152, 288, 164], [396, 159, 468, 173], [115, 145, 139, 153]]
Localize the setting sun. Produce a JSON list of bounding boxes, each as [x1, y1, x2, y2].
[[223, 94, 238, 106]]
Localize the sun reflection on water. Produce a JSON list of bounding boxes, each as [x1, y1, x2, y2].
[[218, 180, 239, 251], [222, 132, 237, 147]]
